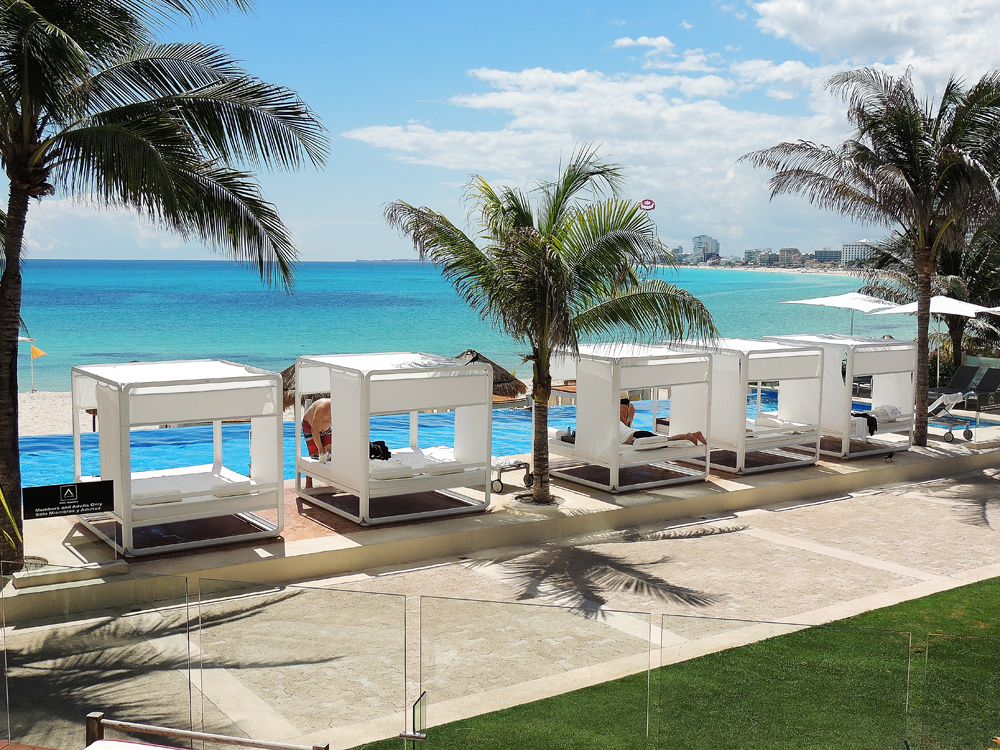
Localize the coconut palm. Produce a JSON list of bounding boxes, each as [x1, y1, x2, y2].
[[742, 68, 1000, 445], [385, 147, 716, 503], [0, 0, 328, 565], [856, 229, 1000, 369]]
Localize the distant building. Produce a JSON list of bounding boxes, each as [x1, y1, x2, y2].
[[815, 247, 842, 264], [757, 251, 779, 266], [692, 235, 720, 263], [841, 240, 876, 266], [778, 247, 802, 266], [744, 247, 771, 264]]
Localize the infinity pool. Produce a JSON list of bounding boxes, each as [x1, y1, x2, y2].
[[16, 392, 987, 487]]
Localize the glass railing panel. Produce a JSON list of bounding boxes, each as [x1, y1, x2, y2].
[[419, 596, 652, 748], [659, 614, 912, 750], [0, 564, 190, 749], [915, 632, 1000, 749], [196, 578, 406, 748]]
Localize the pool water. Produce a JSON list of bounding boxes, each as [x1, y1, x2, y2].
[[17, 392, 990, 487]]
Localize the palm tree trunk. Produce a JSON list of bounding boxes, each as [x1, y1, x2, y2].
[[913, 254, 932, 446], [530, 349, 552, 503], [947, 318, 964, 369], [0, 188, 28, 567]]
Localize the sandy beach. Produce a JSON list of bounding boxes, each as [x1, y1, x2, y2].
[[19, 391, 75, 437], [18, 391, 298, 437]]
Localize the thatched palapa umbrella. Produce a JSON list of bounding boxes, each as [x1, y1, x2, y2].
[[455, 350, 527, 399]]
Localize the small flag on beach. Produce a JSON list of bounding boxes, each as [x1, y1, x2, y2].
[[30, 345, 46, 359]]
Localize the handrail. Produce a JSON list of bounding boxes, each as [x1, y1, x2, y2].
[[86, 712, 329, 750]]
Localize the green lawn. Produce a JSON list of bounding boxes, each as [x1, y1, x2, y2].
[[357, 577, 1000, 750]]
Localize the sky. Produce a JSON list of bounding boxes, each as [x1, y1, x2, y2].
[[21, 0, 1000, 262]]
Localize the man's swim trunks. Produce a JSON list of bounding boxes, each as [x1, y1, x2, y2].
[[302, 419, 332, 457]]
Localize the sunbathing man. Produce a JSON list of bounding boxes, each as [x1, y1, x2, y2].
[[619, 397, 707, 446], [302, 397, 332, 488]]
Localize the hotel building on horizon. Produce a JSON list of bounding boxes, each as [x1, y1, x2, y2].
[[841, 239, 877, 265]]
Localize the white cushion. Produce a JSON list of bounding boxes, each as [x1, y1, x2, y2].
[[370, 465, 415, 480], [631, 436, 673, 450], [132, 492, 183, 506], [548, 427, 568, 439], [422, 461, 465, 476]]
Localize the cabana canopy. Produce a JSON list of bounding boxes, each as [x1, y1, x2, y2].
[[71, 359, 283, 556], [294, 352, 493, 525], [764, 334, 916, 458], [549, 343, 712, 492], [672, 338, 824, 474]]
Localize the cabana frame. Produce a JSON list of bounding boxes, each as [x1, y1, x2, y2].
[[764, 334, 916, 458], [294, 353, 492, 525], [673, 339, 824, 474], [71, 360, 283, 556], [548, 344, 713, 492]]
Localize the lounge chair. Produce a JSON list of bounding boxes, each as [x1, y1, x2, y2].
[[928, 365, 980, 398], [960, 368, 1000, 412]]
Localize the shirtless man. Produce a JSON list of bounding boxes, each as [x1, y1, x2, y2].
[[302, 397, 332, 488], [619, 397, 706, 446]]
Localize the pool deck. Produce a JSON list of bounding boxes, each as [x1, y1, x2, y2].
[[5, 425, 1000, 750], [8, 420, 1000, 621]]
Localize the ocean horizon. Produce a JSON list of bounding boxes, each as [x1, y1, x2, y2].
[[16, 259, 916, 393]]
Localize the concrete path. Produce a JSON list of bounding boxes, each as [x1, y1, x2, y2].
[[5, 468, 1000, 750]]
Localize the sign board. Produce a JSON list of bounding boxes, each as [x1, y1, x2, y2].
[[22, 481, 114, 520]]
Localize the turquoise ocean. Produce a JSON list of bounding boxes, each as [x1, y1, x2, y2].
[[17, 260, 916, 393]]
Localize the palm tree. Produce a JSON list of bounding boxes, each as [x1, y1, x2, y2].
[[742, 69, 1000, 445], [385, 147, 716, 503], [856, 229, 1000, 370], [0, 0, 328, 565]]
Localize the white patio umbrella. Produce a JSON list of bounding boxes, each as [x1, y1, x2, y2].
[[870, 295, 994, 385], [782, 292, 895, 335]]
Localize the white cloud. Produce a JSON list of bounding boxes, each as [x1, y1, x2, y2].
[[646, 49, 721, 73], [345, 0, 1000, 255], [610, 18, 626, 26], [680, 20, 694, 30], [344, 66, 855, 252], [752, 0, 1000, 94], [613, 35, 675, 55]]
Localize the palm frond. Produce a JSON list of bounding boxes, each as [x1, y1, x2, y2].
[[572, 278, 717, 343]]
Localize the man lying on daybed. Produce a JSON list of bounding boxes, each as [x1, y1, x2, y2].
[[561, 397, 707, 446]]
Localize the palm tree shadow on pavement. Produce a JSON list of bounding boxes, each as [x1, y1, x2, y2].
[[3, 591, 338, 747], [466, 524, 744, 617]]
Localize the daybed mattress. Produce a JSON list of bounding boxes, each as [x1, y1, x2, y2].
[[707, 417, 819, 452], [123, 464, 276, 523], [301, 446, 488, 492], [548, 435, 706, 466]]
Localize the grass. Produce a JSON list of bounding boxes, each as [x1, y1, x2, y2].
[[357, 577, 1000, 750]]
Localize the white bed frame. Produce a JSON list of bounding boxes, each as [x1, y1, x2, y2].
[[71, 360, 284, 556], [673, 339, 824, 475], [764, 334, 916, 458], [294, 353, 493, 525], [548, 344, 712, 492]]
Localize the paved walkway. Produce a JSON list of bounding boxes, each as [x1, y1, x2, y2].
[[6, 467, 1000, 750]]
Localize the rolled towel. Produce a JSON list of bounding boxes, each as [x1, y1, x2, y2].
[[547, 427, 568, 439], [423, 461, 464, 476], [370, 465, 415, 480], [132, 492, 183, 506], [631, 435, 674, 450]]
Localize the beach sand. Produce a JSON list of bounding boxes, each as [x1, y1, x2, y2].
[[19, 391, 75, 436], [18, 391, 297, 437]]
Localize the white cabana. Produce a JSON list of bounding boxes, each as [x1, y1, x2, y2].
[[764, 334, 916, 458], [548, 343, 712, 492], [71, 360, 283, 556], [294, 352, 493, 525], [672, 339, 824, 474]]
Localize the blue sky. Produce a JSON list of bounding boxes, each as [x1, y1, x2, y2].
[[22, 0, 1000, 262]]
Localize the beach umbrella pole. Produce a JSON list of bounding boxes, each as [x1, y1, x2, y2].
[[30, 355, 34, 393], [850, 310, 855, 336]]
